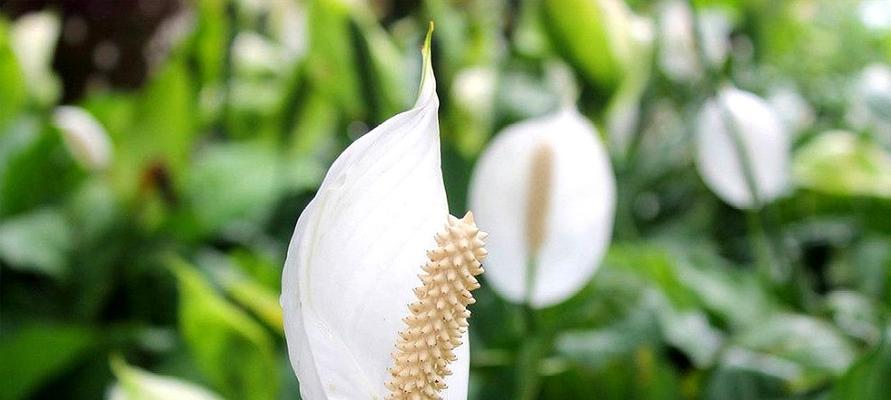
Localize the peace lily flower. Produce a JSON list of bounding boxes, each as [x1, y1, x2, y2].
[[657, 1, 731, 83], [847, 63, 891, 146], [10, 11, 61, 104], [469, 106, 616, 308], [696, 86, 790, 209], [281, 25, 488, 400], [51, 106, 113, 171]]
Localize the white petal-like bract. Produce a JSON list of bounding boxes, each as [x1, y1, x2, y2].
[[52, 106, 113, 171], [470, 107, 616, 308], [696, 87, 790, 209], [281, 31, 469, 399]]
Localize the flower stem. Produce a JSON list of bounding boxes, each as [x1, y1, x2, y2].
[[516, 260, 544, 400]]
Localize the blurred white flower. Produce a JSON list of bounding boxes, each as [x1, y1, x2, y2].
[[232, 31, 288, 76], [658, 2, 731, 83], [469, 107, 616, 308], [847, 63, 891, 146], [52, 106, 113, 171], [696, 87, 790, 209], [697, 9, 732, 68], [107, 357, 222, 400], [270, 0, 308, 60], [658, 0, 700, 82], [767, 85, 814, 136], [281, 27, 486, 399], [859, 0, 891, 31], [10, 11, 61, 104], [452, 66, 497, 118]]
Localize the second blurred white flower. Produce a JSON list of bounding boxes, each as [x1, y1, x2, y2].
[[696, 87, 790, 209], [470, 107, 616, 308]]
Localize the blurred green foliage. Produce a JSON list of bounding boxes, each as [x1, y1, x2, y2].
[[1, 0, 890, 399]]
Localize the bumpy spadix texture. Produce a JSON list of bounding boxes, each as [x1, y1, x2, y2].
[[386, 213, 487, 399]]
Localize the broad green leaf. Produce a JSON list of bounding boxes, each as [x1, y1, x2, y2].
[[195, 250, 283, 333], [111, 60, 197, 198], [0, 119, 82, 217], [0, 324, 94, 400], [555, 305, 660, 370], [665, 242, 777, 329], [541, 0, 634, 99], [605, 243, 699, 309], [222, 278, 283, 333], [704, 360, 788, 400], [831, 325, 891, 400], [306, 0, 363, 118], [182, 142, 280, 238], [734, 313, 855, 390], [170, 259, 278, 400], [0, 208, 72, 277], [350, 4, 410, 121], [794, 131, 891, 198], [0, 18, 27, 131]]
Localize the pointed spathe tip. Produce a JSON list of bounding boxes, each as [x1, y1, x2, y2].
[[423, 21, 435, 54]]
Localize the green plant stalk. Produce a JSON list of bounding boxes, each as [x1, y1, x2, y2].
[[517, 259, 544, 400]]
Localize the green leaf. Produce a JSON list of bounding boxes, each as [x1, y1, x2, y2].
[[794, 130, 891, 198], [0, 324, 94, 400], [555, 306, 660, 370], [734, 313, 856, 390], [831, 325, 891, 400], [350, 4, 410, 121], [221, 278, 283, 334], [0, 18, 27, 131], [182, 142, 281, 239], [540, 0, 634, 98], [110, 60, 197, 198], [605, 243, 699, 309], [0, 208, 72, 277], [306, 0, 363, 118], [170, 258, 279, 400], [0, 119, 82, 217]]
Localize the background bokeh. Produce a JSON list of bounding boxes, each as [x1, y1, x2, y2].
[[1, 0, 891, 399]]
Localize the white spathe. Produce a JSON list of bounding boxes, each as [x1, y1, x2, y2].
[[469, 107, 616, 308], [281, 35, 469, 399], [52, 106, 113, 171], [696, 87, 790, 209]]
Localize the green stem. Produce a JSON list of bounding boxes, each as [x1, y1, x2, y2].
[[516, 261, 543, 400], [516, 329, 546, 400]]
